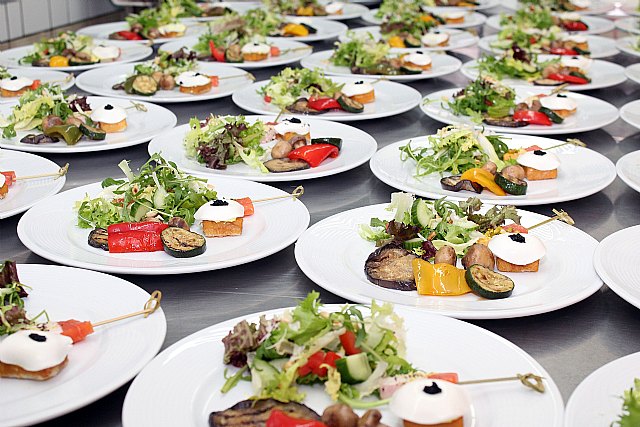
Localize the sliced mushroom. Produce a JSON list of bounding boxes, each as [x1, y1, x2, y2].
[[481, 161, 497, 175], [264, 158, 310, 173], [322, 404, 358, 427]]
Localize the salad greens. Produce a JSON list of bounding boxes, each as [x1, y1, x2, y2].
[[476, 49, 559, 81], [184, 115, 268, 172], [75, 154, 217, 229], [614, 379, 640, 427], [499, 5, 556, 31], [221, 291, 415, 406], [0, 67, 10, 80], [0, 261, 32, 337], [399, 125, 509, 176], [331, 36, 391, 70], [133, 48, 197, 77], [125, 2, 180, 38], [19, 31, 94, 65], [490, 27, 562, 52], [446, 77, 517, 122], [259, 68, 343, 109]]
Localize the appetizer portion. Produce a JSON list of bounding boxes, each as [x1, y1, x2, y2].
[[164, 0, 238, 18], [490, 28, 591, 56], [184, 115, 342, 173], [110, 0, 188, 41], [499, 5, 591, 33], [206, 9, 318, 39], [263, 0, 346, 17], [0, 67, 40, 98], [259, 68, 371, 114], [519, 0, 593, 12], [194, 27, 283, 63], [19, 31, 122, 68]]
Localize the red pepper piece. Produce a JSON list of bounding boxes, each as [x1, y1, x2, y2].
[[548, 47, 577, 56], [107, 221, 169, 235], [427, 372, 459, 383], [58, 319, 94, 343], [287, 144, 339, 168], [108, 231, 164, 253], [116, 30, 143, 41], [209, 40, 226, 62], [339, 330, 361, 355], [1, 171, 16, 187], [307, 97, 341, 111], [561, 20, 588, 32], [322, 351, 341, 370], [266, 410, 328, 427], [547, 73, 589, 85], [513, 110, 552, 126]]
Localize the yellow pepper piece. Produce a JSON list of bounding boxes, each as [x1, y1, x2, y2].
[[413, 259, 472, 296], [388, 36, 406, 48], [460, 168, 506, 196], [49, 56, 69, 67], [420, 14, 436, 22], [296, 6, 314, 16], [282, 23, 309, 37]]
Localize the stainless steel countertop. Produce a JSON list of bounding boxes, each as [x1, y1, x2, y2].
[[2, 10, 640, 426]]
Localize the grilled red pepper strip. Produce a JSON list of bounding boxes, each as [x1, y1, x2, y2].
[[209, 40, 226, 62], [288, 144, 339, 167], [107, 221, 169, 234], [561, 21, 588, 32], [513, 110, 552, 126], [307, 97, 342, 111], [116, 30, 143, 40], [548, 47, 577, 55], [547, 73, 589, 85], [108, 231, 164, 253], [266, 410, 328, 427]]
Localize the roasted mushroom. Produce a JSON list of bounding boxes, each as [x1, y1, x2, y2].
[[271, 139, 293, 159], [501, 165, 526, 181], [434, 245, 457, 266], [364, 243, 417, 291], [322, 404, 359, 427], [481, 161, 497, 175], [159, 74, 176, 90], [462, 243, 495, 270]]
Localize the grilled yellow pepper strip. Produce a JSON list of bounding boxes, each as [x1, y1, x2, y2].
[[412, 259, 472, 296], [460, 168, 506, 196]]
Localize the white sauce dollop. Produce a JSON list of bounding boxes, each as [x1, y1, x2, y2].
[[194, 199, 245, 222], [562, 34, 587, 43], [91, 104, 127, 124], [570, 0, 591, 8], [557, 12, 582, 21], [241, 42, 271, 55], [443, 11, 465, 20], [325, 2, 344, 14], [0, 330, 72, 372], [0, 76, 33, 92], [403, 52, 432, 66], [390, 379, 470, 425], [158, 23, 186, 35], [488, 233, 546, 265], [176, 71, 211, 87], [93, 45, 121, 61], [560, 55, 592, 70], [421, 32, 449, 46], [539, 95, 578, 112], [341, 81, 374, 97], [517, 150, 561, 171], [274, 119, 310, 135]]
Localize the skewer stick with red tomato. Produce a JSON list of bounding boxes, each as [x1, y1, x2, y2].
[[0, 163, 69, 198]]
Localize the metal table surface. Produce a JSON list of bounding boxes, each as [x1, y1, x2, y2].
[[2, 11, 640, 427]]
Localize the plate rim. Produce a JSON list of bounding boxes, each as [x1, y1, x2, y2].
[[616, 150, 640, 193], [484, 13, 615, 34], [620, 99, 640, 130], [478, 34, 620, 59]]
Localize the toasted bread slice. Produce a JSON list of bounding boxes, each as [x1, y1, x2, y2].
[[522, 166, 557, 181], [243, 52, 268, 62], [445, 16, 465, 24], [98, 118, 127, 133], [350, 90, 375, 104], [0, 357, 68, 381], [1, 87, 29, 97], [496, 257, 540, 272], [179, 81, 212, 95], [202, 218, 243, 237]]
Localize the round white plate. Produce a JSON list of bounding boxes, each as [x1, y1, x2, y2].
[[266, 19, 348, 42], [616, 35, 640, 57], [0, 41, 153, 71], [422, 0, 501, 11], [3, 264, 166, 427], [460, 56, 626, 91], [625, 62, 640, 84], [233, 76, 421, 121], [0, 68, 74, 104], [620, 99, 640, 129], [594, 225, 640, 310], [180, 2, 261, 22], [75, 62, 252, 103], [0, 150, 66, 219], [478, 34, 619, 59], [0, 96, 177, 153], [502, 0, 614, 14], [17, 177, 310, 275], [421, 86, 619, 135], [615, 16, 640, 34], [159, 37, 312, 69], [122, 304, 564, 427], [295, 204, 602, 319], [148, 115, 377, 182], [77, 21, 207, 45], [565, 352, 640, 427], [339, 26, 479, 51], [616, 150, 640, 193], [370, 134, 616, 206], [285, 3, 369, 20], [485, 14, 615, 34], [621, 1, 640, 16], [362, 8, 488, 28], [300, 50, 462, 81]]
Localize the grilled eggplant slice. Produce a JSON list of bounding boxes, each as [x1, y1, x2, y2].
[[286, 98, 323, 115], [483, 116, 529, 128], [364, 243, 417, 291], [264, 158, 310, 173], [88, 228, 109, 251], [209, 399, 320, 427], [440, 175, 483, 193], [160, 227, 206, 258]]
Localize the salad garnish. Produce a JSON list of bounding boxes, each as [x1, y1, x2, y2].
[[614, 378, 640, 427], [19, 31, 119, 68]]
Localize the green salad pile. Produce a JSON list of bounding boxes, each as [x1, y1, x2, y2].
[[476, 49, 558, 81], [445, 77, 517, 123], [0, 67, 10, 79], [331, 36, 391, 70], [125, 2, 180, 38], [490, 27, 562, 52], [614, 379, 640, 427], [499, 5, 557, 31], [133, 49, 197, 77], [259, 68, 343, 109], [19, 31, 94, 65]]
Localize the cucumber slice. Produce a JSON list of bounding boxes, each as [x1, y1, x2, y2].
[[79, 123, 106, 140], [335, 353, 372, 384], [411, 198, 433, 227], [495, 173, 527, 196], [251, 359, 279, 392], [337, 95, 364, 113], [403, 237, 423, 251], [465, 264, 514, 299], [131, 203, 151, 221]]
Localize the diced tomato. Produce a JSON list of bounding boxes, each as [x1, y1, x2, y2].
[[503, 224, 529, 234], [58, 319, 94, 343], [270, 46, 281, 57], [428, 372, 459, 383], [29, 79, 41, 90], [339, 330, 361, 355], [209, 40, 226, 62], [234, 197, 254, 216], [525, 145, 543, 152], [322, 351, 341, 369], [210, 75, 219, 87], [298, 351, 326, 377], [562, 20, 588, 32], [264, 95, 272, 103], [1, 171, 16, 187]]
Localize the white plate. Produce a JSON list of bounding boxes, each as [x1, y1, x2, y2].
[[621, 1, 640, 16], [295, 204, 602, 319], [616, 35, 640, 57], [77, 21, 207, 45], [265, 19, 348, 42], [370, 134, 616, 206], [460, 56, 626, 91], [625, 62, 640, 84], [3, 264, 166, 427], [0, 150, 66, 219], [615, 16, 640, 34], [339, 26, 479, 51], [180, 2, 262, 22], [233, 76, 421, 121], [502, 0, 614, 14], [285, 3, 369, 20], [17, 177, 310, 275], [0, 69, 74, 104], [122, 304, 564, 427], [478, 34, 619, 58], [485, 14, 615, 34], [422, 0, 501, 11], [362, 8, 488, 28], [616, 150, 640, 193], [421, 86, 619, 135], [300, 50, 462, 81], [620, 99, 640, 129], [565, 352, 640, 427], [0, 42, 153, 71], [0, 96, 177, 153], [148, 115, 377, 182], [158, 37, 312, 69], [594, 225, 640, 310], [75, 62, 252, 103]]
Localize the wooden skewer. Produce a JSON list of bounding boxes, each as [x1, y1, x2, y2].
[[549, 83, 570, 95], [47, 74, 74, 85], [15, 163, 69, 181], [126, 101, 148, 112], [458, 373, 546, 393], [219, 72, 256, 82], [92, 290, 162, 327], [252, 186, 304, 203], [279, 46, 313, 55], [528, 209, 574, 230]]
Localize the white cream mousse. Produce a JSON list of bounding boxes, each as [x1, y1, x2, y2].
[[0, 76, 33, 92], [274, 118, 310, 136], [569, 0, 590, 9], [0, 330, 72, 372], [561, 34, 588, 44], [176, 71, 210, 88], [195, 199, 245, 222], [488, 233, 546, 266], [403, 51, 433, 68], [539, 95, 578, 114], [91, 104, 127, 124], [557, 12, 582, 21], [560, 55, 592, 71], [325, 1, 344, 14], [390, 379, 470, 426], [517, 150, 560, 171], [442, 11, 466, 22], [421, 32, 450, 47], [241, 42, 271, 55], [92, 45, 121, 62], [158, 23, 186, 36], [341, 81, 374, 97]]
